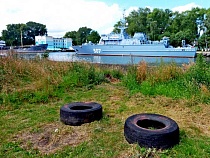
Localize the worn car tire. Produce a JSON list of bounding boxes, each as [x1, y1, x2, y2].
[[124, 113, 179, 149], [60, 102, 102, 126]]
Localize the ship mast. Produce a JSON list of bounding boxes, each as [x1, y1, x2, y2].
[[118, 10, 128, 39]]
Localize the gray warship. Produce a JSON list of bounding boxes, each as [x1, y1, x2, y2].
[[73, 13, 196, 58]]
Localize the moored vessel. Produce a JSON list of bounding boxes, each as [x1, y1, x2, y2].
[[16, 44, 48, 53], [73, 13, 196, 58]]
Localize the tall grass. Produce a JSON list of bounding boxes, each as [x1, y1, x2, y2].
[[1, 54, 209, 105], [0, 56, 123, 105], [123, 54, 210, 104], [0, 55, 210, 157]]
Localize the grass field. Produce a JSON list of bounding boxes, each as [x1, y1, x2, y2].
[[0, 54, 209, 158]]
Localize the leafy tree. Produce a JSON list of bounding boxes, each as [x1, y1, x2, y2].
[[147, 8, 169, 40], [87, 30, 100, 44], [1, 22, 47, 46], [64, 28, 100, 45], [25, 21, 47, 45], [76, 27, 92, 45], [1, 24, 23, 46], [64, 31, 77, 45], [111, 7, 210, 48], [127, 8, 150, 36]]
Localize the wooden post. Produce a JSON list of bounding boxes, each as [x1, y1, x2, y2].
[[21, 30, 23, 47]]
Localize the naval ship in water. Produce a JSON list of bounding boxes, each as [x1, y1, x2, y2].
[[73, 13, 196, 58], [16, 44, 48, 53]]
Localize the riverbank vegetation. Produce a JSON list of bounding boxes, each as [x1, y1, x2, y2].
[[0, 55, 209, 157], [123, 54, 210, 104]]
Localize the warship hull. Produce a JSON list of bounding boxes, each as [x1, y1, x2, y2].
[[73, 45, 196, 58]]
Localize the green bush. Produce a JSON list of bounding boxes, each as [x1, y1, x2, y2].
[[123, 56, 210, 103], [185, 54, 210, 88]]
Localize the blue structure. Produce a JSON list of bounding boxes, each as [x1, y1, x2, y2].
[[35, 36, 72, 50]]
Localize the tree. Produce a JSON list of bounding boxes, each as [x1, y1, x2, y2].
[[1, 22, 47, 46], [111, 7, 210, 47], [87, 30, 100, 44], [64, 28, 100, 45], [76, 27, 92, 45], [64, 31, 77, 45], [25, 21, 47, 45], [1, 24, 22, 46], [127, 8, 150, 36]]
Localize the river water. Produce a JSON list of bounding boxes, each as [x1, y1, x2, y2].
[[17, 52, 210, 66]]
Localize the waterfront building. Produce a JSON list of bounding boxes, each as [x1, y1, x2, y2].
[[0, 40, 6, 49], [35, 36, 72, 50]]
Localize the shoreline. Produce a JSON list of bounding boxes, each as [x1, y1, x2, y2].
[[1, 49, 210, 58], [196, 51, 210, 57]]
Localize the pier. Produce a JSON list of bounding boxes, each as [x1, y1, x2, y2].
[[196, 51, 210, 57]]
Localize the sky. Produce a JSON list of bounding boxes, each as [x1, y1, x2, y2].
[[0, 0, 209, 38]]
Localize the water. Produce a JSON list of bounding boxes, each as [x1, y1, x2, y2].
[[15, 52, 210, 66], [48, 52, 196, 66]]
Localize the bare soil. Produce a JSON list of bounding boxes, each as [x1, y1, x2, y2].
[[16, 122, 91, 155]]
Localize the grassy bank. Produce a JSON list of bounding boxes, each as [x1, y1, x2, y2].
[[0, 55, 209, 157]]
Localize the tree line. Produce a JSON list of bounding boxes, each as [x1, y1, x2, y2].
[[113, 7, 210, 49], [0, 7, 210, 49], [0, 22, 47, 46]]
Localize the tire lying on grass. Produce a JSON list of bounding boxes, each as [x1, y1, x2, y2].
[[124, 113, 179, 149], [60, 102, 102, 126]]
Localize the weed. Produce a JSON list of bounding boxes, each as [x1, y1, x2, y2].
[[0, 56, 210, 158], [123, 55, 210, 103]]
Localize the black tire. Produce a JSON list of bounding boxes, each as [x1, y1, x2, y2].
[[124, 113, 179, 149], [60, 102, 102, 126]]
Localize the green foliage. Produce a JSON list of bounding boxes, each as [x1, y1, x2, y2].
[[76, 27, 92, 45], [41, 52, 49, 58], [122, 65, 141, 93], [1, 22, 47, 46], [72, 28, 100, 45], [87, 30, 100, 44], [0, 58, 210, 158], [110, 69, 124, 79], [113, 7, 209, 48], [185, 54, 210, 87], [123, 57, 210, 103], [63, 31, 77, 45]]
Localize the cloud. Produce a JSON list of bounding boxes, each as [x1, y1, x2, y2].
[[125, 7, 138, 16], [172, 2, 201, 12], [0, 1, 204, 38], [0, 0, 122, 37]]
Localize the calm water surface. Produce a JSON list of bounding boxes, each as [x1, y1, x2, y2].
[[16, 52, 210, 66], [48, 52, 196, 66]]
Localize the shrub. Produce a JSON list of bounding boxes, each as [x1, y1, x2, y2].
[[136, 61, 147, 83], [185, 54, 210, 89]]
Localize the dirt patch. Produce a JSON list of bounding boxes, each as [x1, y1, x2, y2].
[[16, 122, 90, 155]]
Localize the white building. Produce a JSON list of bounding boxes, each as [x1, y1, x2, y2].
[[0, 40, 6, 49], [35, 36, 72, 51]]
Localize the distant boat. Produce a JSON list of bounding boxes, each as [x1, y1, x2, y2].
[[73, 13, 196, 58], [16, 44, 48, 53]]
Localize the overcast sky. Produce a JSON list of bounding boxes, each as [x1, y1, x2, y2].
[[0, 0, 209, 37]]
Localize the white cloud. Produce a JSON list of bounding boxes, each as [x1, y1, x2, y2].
[[0, 0, 122, 37], [172, 2, 201, 12], [125, 7, 138, 16], [0, 1, 203, 38]]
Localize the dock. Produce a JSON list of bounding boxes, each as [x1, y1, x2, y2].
[[196, 51, 210, 57]]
